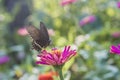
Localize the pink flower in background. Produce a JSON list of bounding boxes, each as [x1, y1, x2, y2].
[[17, 27, 28, 36], [111, 32, 120, 38], [0, 55, 10, 64], [60, 0, 77, 6], [48, 29, 55, 36], [79, 15, 96, 26], [110, 44, 120, 55], [117, 2, 120, 8], [36, 46, 76, 65]]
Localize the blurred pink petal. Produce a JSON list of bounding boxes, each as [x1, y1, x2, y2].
[[110, 44, 120, 55], [17, 27, 28, 36], [0, 55, 10, 64], [60, 0, 77, 6], [79, 15, 96, 26], [117, 2, 120, 8], [48, 29, 55, 36], [111, 32, 120, 38]]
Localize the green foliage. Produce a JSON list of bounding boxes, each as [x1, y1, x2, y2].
[[0, 0, 120, 80]]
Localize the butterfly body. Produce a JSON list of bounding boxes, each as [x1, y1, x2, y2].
[[26, 22, 51, 51]]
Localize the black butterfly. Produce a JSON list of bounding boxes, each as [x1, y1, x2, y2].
[[26, 22, 51, 52]]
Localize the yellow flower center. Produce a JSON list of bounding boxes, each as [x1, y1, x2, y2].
[[51, 49, 62, 55]]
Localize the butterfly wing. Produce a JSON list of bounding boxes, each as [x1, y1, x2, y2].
[[26, 25, 40, 41], [38, 22, 51, 48], [32, 40, 42, 51], [26, 22, 51, 51], [26, 25, 42, 51]]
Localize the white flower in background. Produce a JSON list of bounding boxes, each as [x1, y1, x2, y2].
[[0, 14, 5, 21], [75, 34, 90, 46]]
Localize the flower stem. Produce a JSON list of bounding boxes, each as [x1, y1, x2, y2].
[[58, 68, 64, 80], [54, 65, 64, 80]]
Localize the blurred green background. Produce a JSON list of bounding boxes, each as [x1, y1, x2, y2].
[[0, 0, 120, 80]]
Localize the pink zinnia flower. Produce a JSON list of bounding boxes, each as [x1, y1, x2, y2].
[[79, 15, 96, 26], [60, 0, 77, 6], [110, 44, 120, 55], [17, 27, 28, 36], [36, 46, 76, 65], [117, 2, 120, 8]]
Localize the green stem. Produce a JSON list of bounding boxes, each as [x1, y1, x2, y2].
[[58, 68, 64, 80], [54, 65, 64, 80]]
